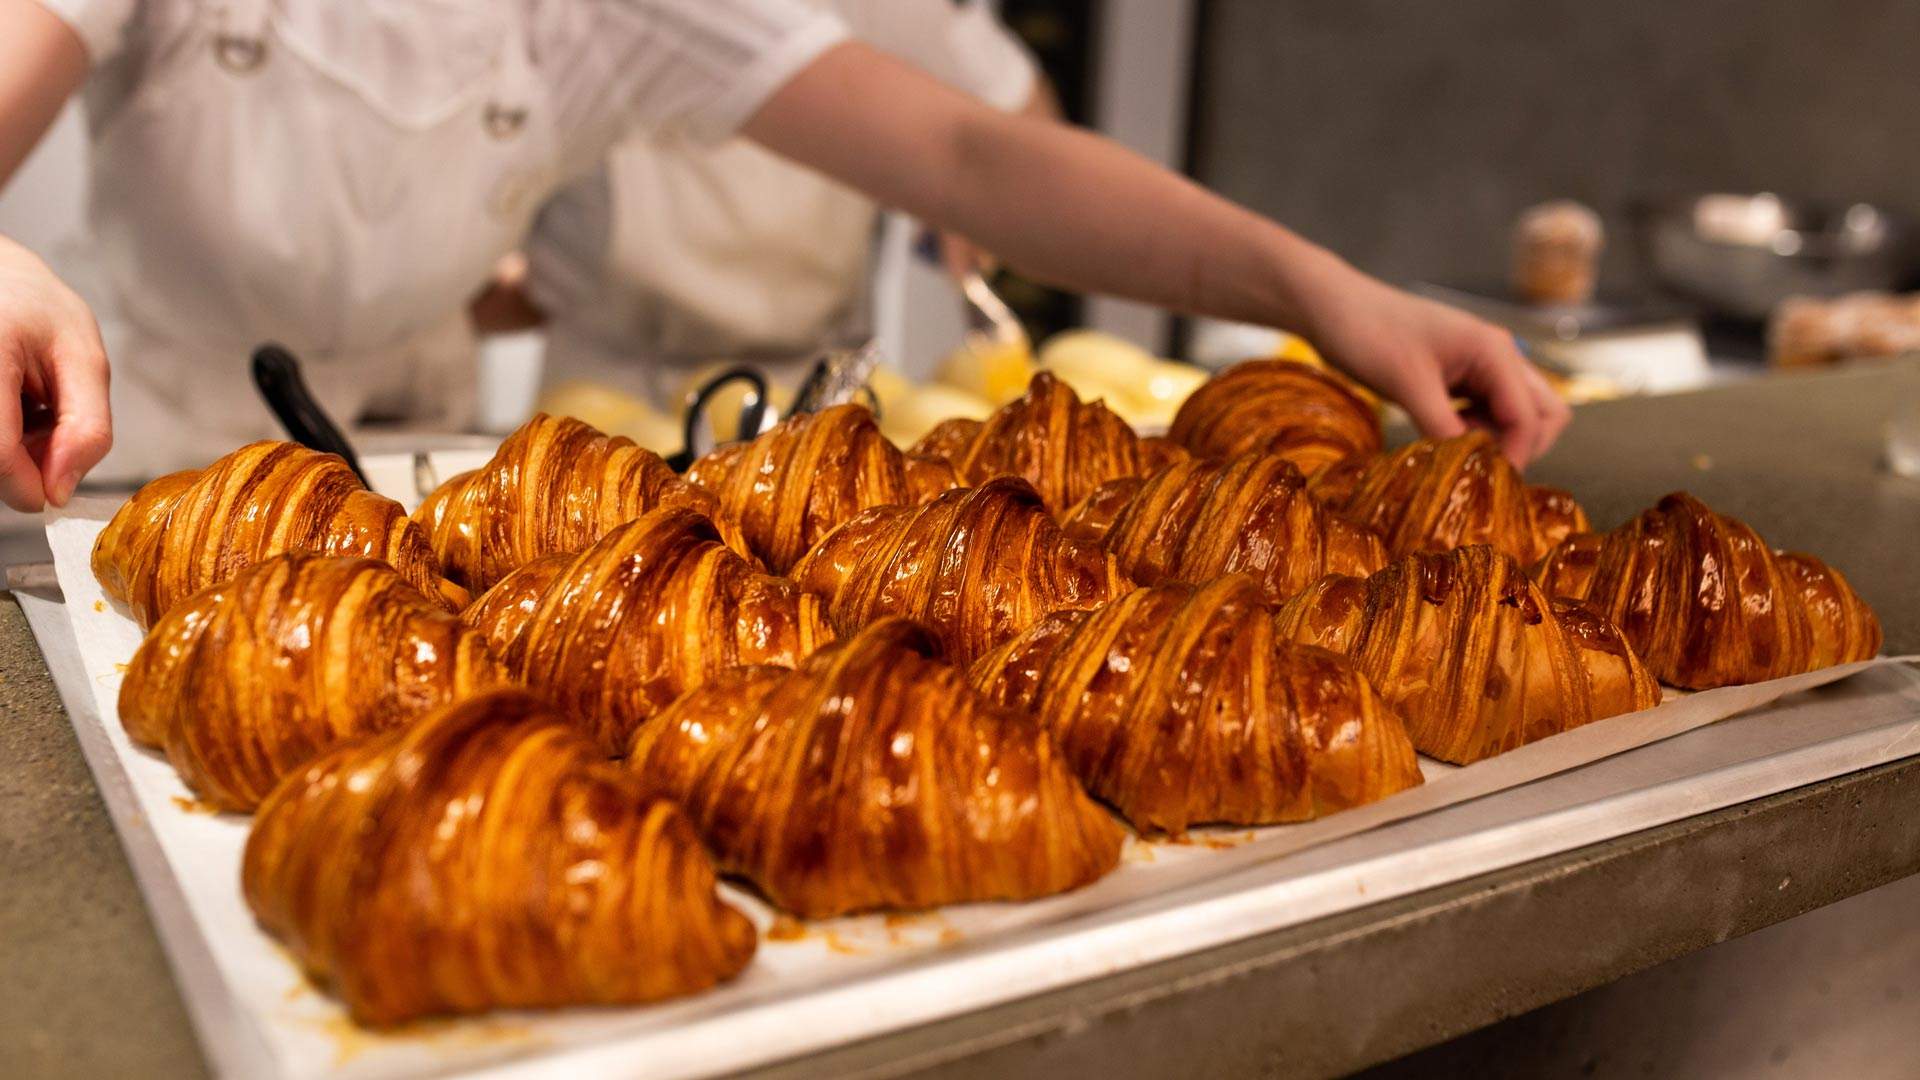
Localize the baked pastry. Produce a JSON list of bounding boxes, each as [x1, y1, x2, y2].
[[1063, 452, 1387, 604], [244, 690, 755, 1026], [1166, 359, 1382, 474], [463, 508, 835, 750], [413, 413, 746, 593], [93, 442, 463, 628], [787, 477, 1130, 663], [909, 371, 1184, 513], [628, 619, 1124, 917], [1311, 431, 1587, 564], [1274, 546, 1659, 763], [1534, 493, 1882, 688], [120, 555, 506, 812], [971, 576, 1422, 834], [685, 403, 958, 572]]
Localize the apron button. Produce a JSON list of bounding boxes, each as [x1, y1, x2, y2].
[[213, 34, 268, 74], [483, 104, 528, 140]]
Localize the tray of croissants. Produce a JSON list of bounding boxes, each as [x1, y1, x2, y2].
[[22, 358, 1918, 1080]]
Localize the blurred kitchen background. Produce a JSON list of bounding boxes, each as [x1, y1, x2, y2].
[[2, 3, 1916, 1074]]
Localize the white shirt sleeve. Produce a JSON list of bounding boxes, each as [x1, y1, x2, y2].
[[832, 0, 1038, 112], [26, 0, 138, 64]]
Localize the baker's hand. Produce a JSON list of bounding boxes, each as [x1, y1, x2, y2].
[[0, 235, 109, 510], [1301, 268, 1569, 468]]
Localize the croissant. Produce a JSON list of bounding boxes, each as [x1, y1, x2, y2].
[[909, 371, 1185, 513], [1063, 452, 1387, 604], [244, 690, 755, 1026], [787, 477, 1131, 663], [971, 576, 1421, 834], [1310, 431, 1588, 564], [1274, 546, 1659, 763], [1534, 493, 1882, 689], [413, 413, 748, 593], [93, 442, 464, 628], [685, 403, 959, 572], [628, 619, 1124, 917], [463, 507, 835, 750], [1167, 359, 1382, 473], [120, 555, 506, 812]]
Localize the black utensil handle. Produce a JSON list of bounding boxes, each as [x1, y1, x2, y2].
[[250, 344, 370, 486], [667, 365, 769, 472]]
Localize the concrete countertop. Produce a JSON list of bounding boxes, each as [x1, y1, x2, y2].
[[2, 363, 1916, 1080]]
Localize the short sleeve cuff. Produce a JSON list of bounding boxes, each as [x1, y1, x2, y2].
[[679, 12, 851, 143], [27, 0, 129, 64]]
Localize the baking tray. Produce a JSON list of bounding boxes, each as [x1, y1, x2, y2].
[[17, 465, 1920, 1080]]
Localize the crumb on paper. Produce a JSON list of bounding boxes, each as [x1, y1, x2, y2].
[[92, 600, 105, 613], [765, 915, 806, 942], [170, 795, 222, 816], [938, 927, 964, 947], [1691, 453, 1714, 471], [1121, 839, 1156, 864], [822, 930, 863, 956]]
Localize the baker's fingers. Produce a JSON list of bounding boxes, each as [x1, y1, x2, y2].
[[0, 356, 48, 512], [37, 327, 110, 506], [1520, 362, 1572, 463], [1457, 336, 1544, 467]]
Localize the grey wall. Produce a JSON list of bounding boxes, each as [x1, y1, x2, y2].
[[1192, 0, 1920, 293]]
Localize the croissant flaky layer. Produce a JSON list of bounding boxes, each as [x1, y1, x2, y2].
[[244, 690, 756, 1027], [972, 576, 1422, 834], [686, 404, 957, 572], [910, 372, 1185, 513], [787, 477, 1131, 663], [464, 508, 835, 750], [1310, 431, 1588, 564], [1534, 493, 1882, 689], [1167, 359, 1383, 474], [1275, 546, 1659, 764], [93, 442, 463, 627], [120, 555, 506, 812], [1064, 452, 1387, 604], [629, 620, 1124, 918], [414, 413, 747, 593]]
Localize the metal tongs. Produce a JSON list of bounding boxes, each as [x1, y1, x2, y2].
[[665, 365, 773, 472]]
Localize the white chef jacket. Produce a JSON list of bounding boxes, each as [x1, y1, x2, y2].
[[29, 0, 850, 479], [527, 0, 1036, 403]]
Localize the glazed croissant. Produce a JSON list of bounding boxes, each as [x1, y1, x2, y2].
[[1167, 359, 1383, 474], [685, 403, 958, 572], [972, 576, 1422, 834], [1311, 431, 1588, 564], [120, 555, 506, 812], [1534, 492, 1882, 689], [463, 507, 835, 750], [787, 476, 1131, 663], [413, 413, 747, 593], [1274, 546, 1660, 764], [244, 690, 756, 1026], [1064, 452, 1387, 604], [628, 619, 1124, 918], [909, 372, 1186, 513], [93, 442, 464, 628]]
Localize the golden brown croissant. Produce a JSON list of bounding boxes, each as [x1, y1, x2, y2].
[[1274, 546, 1659, 763], [93, 442, 464, 628], [1063, 452, 1388, 604], [120, 554, 506, 812], [244, 690, 755, 1026], [787, 476, 1131, 663], [685, 403, 959, 572], [1167, 359, 1383, 474], [1534, 493, 1882, 689], [628, 619, 1124, 918], [464, 507, 835, 750], [971, 576, 1421, 834], [1310, 431, 1588, 564], [909, 372, 1186, 513], [413, 413, 748, 593]]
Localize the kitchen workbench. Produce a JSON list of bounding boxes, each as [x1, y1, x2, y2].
[[4, 363, 1917, 1080]]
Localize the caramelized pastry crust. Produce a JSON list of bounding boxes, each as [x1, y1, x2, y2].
[[1167, 359, 1383, 474], [1534, 493, 1881, 688], [244, 690, 755, 1026], [463, 508, 834, 750], [686, 403, 958, 572], [93, 442, 462, 627], [628, 620, 1124, 917], [1275, 546, 1659, 763], [972, 576, 1422, 834], [121, 555, 506, 811], [1064, 452, 1387, 604], [787, 477, 1131, 663]]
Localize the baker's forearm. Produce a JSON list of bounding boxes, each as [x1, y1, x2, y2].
[[0, 0, 88, 188]]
